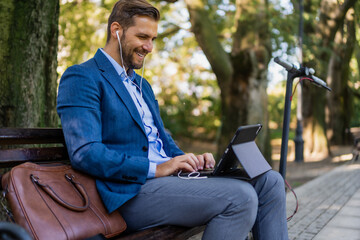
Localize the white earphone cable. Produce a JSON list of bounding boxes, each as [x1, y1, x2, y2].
[[116, 30, 128, 77], [177, 170, 208, 180], [116, 30, 145, 96]]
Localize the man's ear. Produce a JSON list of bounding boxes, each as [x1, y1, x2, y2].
[[110, 22, 123, 40]]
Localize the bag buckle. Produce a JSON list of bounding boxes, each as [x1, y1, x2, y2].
[[65, 174, 75, 181], [30, 174, 39, 183]]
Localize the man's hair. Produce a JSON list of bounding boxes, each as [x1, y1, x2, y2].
[[106, 0, 160, 43]]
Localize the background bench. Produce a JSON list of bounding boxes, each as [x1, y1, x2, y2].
[[0, 128, 204, 240]]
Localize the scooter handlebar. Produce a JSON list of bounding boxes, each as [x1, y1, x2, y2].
[[274, 57, 332, 91]]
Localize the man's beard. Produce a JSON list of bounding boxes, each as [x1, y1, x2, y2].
[[121, 34, 145, 70]]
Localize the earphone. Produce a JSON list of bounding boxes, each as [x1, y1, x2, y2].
[[115, 29, 145, 97], [177, 170, 208, 180], [116, 30, 127, 76]]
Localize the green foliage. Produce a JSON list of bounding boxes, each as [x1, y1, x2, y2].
[[268, 0, 298, 56], [204, 0, 235, 51], [267, 80, 298, 130], [58, 0, 114, 75], [157, 74, 221, 140], [269, 128, 295, 140]]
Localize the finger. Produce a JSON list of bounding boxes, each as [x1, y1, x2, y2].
[[203, 153, 215, 169], [188, 153, 200, 170], [196, 154, 205, 170], [181, 162, 197, 173], [183, 154, 198, 171]]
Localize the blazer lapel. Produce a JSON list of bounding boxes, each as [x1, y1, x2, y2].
[[93, 50, 146, 136]]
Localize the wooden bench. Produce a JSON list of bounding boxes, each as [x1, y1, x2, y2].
[[0, 128, 204, 240]]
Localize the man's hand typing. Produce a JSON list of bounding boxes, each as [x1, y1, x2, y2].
[[155, 153, 215, 178]]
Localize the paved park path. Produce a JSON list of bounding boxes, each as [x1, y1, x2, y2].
[[188, 162, 360, 240], [287, 162, 360, 240]]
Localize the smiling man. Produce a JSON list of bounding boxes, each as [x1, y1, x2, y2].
[[105, 12, 156, 70], [57, 1, 289, 239]]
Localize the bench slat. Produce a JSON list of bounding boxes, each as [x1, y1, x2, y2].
[[0, 128, 65, 145], [0, 147, 69, 167]]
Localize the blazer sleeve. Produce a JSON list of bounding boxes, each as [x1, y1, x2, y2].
[[164, 131, 185, 157], [57, 65, 149, 184]]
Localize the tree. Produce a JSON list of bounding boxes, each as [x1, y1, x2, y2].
[[349, 4, 360, 128], [300, 0, 356, 157], [157, 0, 273, 160], [0, 0, 59, 128], [325, 7, 356, 145]]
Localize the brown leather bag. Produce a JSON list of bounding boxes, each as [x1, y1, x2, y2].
[[1, 162, 126, 240]]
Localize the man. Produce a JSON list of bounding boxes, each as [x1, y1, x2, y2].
[[57, 1, 289, 239]]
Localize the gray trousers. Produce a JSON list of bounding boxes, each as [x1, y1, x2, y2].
[[119, 170, 288, 240]]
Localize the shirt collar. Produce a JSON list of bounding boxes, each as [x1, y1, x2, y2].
[[100, 48, 135, 81]]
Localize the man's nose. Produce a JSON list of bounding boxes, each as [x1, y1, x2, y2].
[[143, 40, 153, 53]]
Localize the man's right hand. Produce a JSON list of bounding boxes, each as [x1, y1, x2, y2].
[[155, 153, 200, 178]]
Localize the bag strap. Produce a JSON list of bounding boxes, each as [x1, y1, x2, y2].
[[31, 174, 89, 212]]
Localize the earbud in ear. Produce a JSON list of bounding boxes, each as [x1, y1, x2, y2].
[[116, 29, 126, 73]]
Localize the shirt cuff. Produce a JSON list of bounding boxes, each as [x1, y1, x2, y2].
[[147, 161, 157, 179]]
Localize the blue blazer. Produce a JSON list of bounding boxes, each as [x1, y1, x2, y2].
[[57, 49, 184, 213]]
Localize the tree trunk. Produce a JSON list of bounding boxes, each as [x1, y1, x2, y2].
[[325, 8, 356, 145], [0, 0, 59, 128], [184, 0, 272, 161], [229, 0, 271, 160], [302, 84, 328, 158], [302, 0, 356, 158]]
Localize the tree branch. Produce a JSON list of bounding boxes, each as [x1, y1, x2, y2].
[[231, 0, 271, 76], [319, 0, 357, 47], [184, 0, 233, 86], [157, 23, 181, 40]]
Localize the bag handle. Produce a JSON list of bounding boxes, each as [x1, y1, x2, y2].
[[31, 174, 89, 212]]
